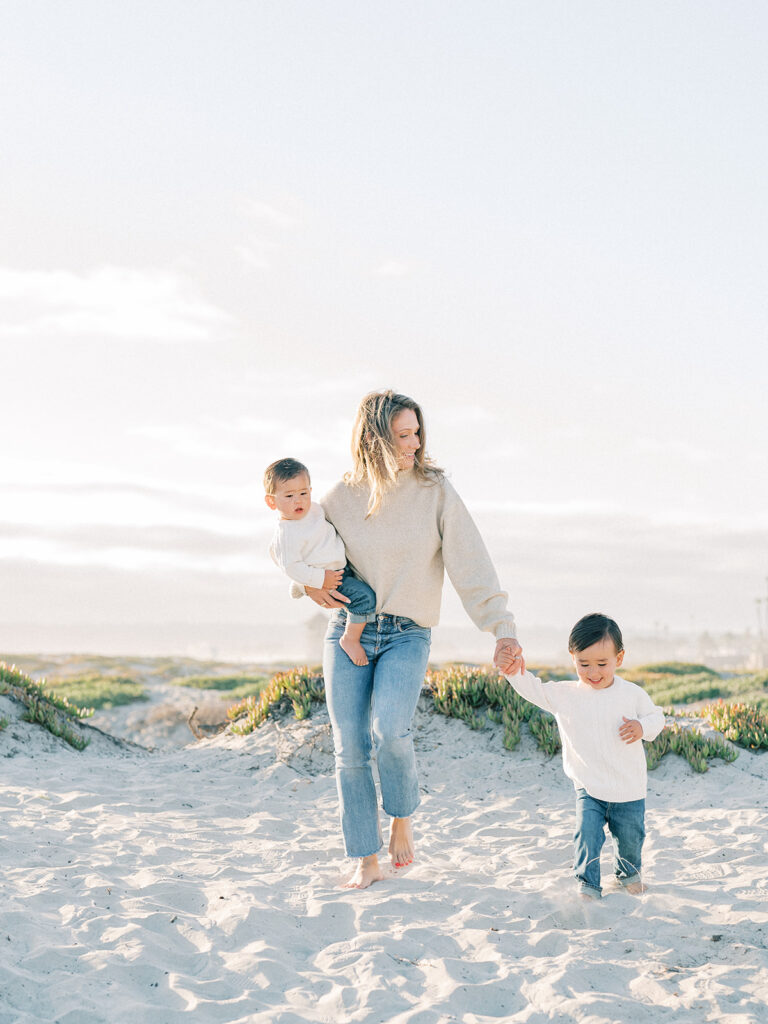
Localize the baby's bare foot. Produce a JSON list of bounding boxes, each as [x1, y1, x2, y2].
[[625, 880, 648, 895], [342, 855, 385, 889], [339, 635, 369, 666], [389, 817, 414, 869]]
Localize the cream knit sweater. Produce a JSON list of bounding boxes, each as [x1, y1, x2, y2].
[[310, 468, 516, 639], [504, 670, 665, 802]]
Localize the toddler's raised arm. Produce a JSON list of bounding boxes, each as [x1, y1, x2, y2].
[[502, 669, 557, 715]]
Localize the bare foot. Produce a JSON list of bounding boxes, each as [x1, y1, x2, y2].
[[340, 635, 369, 667], [389, 817, 415, 869], [625, 880, 648, 895], [342, 854, 385, 889]]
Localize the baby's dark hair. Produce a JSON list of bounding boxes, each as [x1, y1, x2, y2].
[[263, 457, 310, 495], [568, 612, 624, 654]]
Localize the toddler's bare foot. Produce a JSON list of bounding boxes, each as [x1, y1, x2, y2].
[[342, 854, 385, 889], [340, 635, 368, 666], [389, 817, 414, 869], [625, 880, 648, 895]]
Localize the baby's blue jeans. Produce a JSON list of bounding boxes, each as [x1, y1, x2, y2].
[[573, 788, 646, 897], [323, 610, 431, 857], [337, 567, 377, 624]]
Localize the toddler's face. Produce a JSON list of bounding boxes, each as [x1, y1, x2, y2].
[[571, 637, 624, 690], [266, 473, 312, 521]]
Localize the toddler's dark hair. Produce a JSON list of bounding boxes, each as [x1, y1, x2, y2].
[[568, 613, 624, 654], [263, 457, 310, 495]]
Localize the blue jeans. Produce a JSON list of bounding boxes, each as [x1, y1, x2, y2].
[[337, 567, 377, 625], [323, 611, 432, 857], [573, 789, 645, 897]]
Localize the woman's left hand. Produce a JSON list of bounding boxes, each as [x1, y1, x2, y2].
[[494, 638, 525, 675]]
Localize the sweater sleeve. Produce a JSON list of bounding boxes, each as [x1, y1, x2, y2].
[[270, 528, 325, 589], [440, 481, 517, 639], [636, 688, 666, 741], [504, 669, 557, 714]]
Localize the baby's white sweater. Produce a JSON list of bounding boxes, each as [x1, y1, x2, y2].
[[269, 503, 345, 589], [317, 468, 516, 639], [505, 670, 665, 802]]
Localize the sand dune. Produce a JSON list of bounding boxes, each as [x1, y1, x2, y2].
[[1, 690, 767, 1024]]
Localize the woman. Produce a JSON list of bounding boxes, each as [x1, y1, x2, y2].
[[305, 390, 524, 889]]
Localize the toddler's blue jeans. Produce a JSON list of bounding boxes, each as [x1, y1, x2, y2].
[[323, 610, 431, 857], [337, 567, 377, 624], [573, 788, 645, 897]]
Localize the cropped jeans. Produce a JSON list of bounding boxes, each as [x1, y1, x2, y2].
[[573, 788, 646, 897], [323, 610, 431, 858]]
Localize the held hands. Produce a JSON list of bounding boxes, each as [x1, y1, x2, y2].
[[619, 716, 642, 744], [494, 638, 525, 675], [323, 568, 344, 590]]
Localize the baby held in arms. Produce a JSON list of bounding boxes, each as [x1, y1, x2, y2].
[[497, 612, 665, 899], [264, 457, 377, 667]]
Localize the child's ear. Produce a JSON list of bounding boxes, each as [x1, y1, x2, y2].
[[264, 494, 277, 511], [616, 650, 625, 667]]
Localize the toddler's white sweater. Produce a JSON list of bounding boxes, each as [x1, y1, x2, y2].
[[270, 502, 345, 589], [504, 670, 665, 802]]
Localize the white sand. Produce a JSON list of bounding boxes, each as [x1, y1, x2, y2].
[[1, 692, 767, 1024]]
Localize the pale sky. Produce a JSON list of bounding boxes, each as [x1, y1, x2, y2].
[[2, 2, 767, 660]]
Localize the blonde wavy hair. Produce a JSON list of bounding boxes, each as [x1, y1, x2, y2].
[[345, 390, 442, 516]]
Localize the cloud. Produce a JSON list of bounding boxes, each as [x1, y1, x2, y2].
[[241, 200, 300, 229], [375, 260, 417, 278], [0, 520, 270, 574], [633, 436, 712, 464], [127, 424, 246, 461], [0, 478, 255, 522], [236, 244, 271, 272], [0, 266, 236, 343]]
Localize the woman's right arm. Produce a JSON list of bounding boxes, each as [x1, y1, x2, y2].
[[304, 584, 350, 609]]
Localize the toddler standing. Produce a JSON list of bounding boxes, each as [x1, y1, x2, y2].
[[496, 612, 665, 898]]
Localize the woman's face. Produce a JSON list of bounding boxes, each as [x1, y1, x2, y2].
[[391, 408, 421, 469]]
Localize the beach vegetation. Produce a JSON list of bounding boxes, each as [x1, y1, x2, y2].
[[221, 660, 764, 773], [700, 701, 768, 751], [172, 674, 269, 699], [0, 716, 7, 732], [632, 661, 718, 677], [0, 663, 92, 750], [425, 665, 562, 756], [624, 666, 768, 709], [43, 674, 147, 711], [644, 722, 738, 773], [227, 667, 324, 733]]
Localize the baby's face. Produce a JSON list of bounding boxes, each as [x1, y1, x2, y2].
[[267, 473, 312, 521], [571, 637, 624, 690]]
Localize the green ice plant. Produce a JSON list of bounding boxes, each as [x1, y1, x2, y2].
[[645, 721, 738, 773], [624, 665, 768, 709], [227, 667, 325, 734], [172, 673, 268, 696], [0, 662, 91, 750], [631, 661, 718, 677], [44, 673, 146, 710], [219, 660, 760, 773], [424, 665, 561, 755], [701, 701, 768, 751]]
